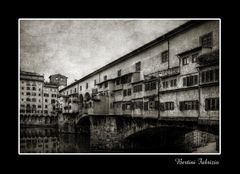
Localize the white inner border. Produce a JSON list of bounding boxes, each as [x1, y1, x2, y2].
[[18, 18, 221, 155]]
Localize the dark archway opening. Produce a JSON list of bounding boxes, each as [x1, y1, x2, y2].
[[72, 116, 91, 152], [76, 116, 90, 135], [123, 127, 218, 153]]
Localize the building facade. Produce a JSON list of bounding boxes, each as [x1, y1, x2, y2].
[[20, 71, 44, 117], [20, 71, 59, 126], [43, 83, 59, 116], [59, 20, 219, 124]]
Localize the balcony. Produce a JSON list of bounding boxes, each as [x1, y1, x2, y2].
[[159, 66, 180, 78], [197, 49, 219, 67], [132, 72, 141, 83], [113, 72, 132, 88]]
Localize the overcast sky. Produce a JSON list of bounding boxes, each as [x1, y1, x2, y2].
[[20, 19, 187, 84]]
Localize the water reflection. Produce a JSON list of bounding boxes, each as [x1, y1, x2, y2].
[[20, 127, 217, 153], [20, 127, 90, 153]]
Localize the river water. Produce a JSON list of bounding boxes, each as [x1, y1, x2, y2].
[[20, 127, 217, 153], [20, 127, 90, 153]]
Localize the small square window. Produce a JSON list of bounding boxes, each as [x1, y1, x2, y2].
[[118, 70, 121, 77], [192, 53, 198, 63], [135, 62, 141, 71], [182, 57, 189, 65], [200, 32, 213, 48]]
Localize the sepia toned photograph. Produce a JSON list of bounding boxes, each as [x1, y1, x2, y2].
[[18, 18, 220, 154]]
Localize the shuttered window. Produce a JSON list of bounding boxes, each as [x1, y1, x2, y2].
[[201, 68, 219, 83], [183, 75, 198, 86], [205, 98, 219, 111], [200, 32, 213, 48], [179, 100, 199, 110], [159, 102, 174, 111]]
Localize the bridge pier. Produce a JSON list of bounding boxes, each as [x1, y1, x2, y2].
[[89, 116, 121, 151], [87, 115, 157, 151]]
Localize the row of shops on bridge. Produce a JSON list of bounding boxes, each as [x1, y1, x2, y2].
[[59, 20, 219, 125]]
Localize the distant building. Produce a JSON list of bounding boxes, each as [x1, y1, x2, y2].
[[20, 71, 59, 125], [49, 74, 68, 90], [20, 71, 44, 117], [43, 82, 59, 117]]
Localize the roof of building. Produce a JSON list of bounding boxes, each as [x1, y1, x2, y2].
[[44, 82, 59, 88], [20, 70, 44, 77], [49, 74, 68, 78], [60, 20, 207, 92]]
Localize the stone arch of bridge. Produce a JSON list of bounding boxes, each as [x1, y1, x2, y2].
[[122, 121, 219, 141], [75, 115, 91, 135], [122, 124, 218, 152]]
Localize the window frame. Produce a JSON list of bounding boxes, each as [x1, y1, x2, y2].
[[200, 32, 213, 48], [161, 50, 169, 63], [133, 84, 142, 93], [205, 98, 219, 111], [104, 75, 107, 81], [179, 100, 199, 111], [117, 70, 121, 77], [135, 61, 141, 71], [127, 88, 131, 96], [182, 56, 189, 65], [192, 53, 199, 63]]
